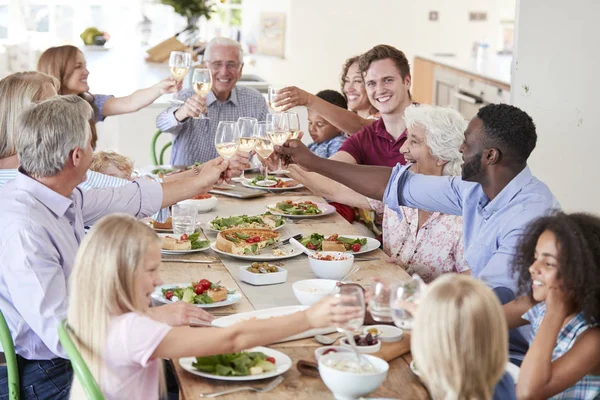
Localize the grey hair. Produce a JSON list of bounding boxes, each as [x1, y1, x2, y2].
[[403, 104, 467, 176], [204, 37, 244, 64], [16, 95, 92, 178]]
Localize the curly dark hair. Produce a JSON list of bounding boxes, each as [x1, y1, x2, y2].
[[514, 212, 600, 324], [476, 104, 537, 164], [316, 89, 347, 110], [340, 56, 360, 95]]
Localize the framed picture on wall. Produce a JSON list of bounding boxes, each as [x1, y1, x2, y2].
[[257, 12, 285, 58]]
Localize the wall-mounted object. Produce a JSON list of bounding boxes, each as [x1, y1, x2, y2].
[[257, 12, 286, 58], [429, 11, 439, 21], [469, 12, 488, 21]]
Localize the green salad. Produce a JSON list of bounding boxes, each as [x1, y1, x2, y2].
[[186, 232, 210, 249], [161, 279, 235, 304], [273, 200, 322, 215], [249, 174, 277, 186], [209, 213, 284, 231], [193, 352, 277, 376], [300, 233, 367, 252], [151, 167, 177, 175]]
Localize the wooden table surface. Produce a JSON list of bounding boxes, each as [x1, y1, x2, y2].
[[159, 186, 429, 399]]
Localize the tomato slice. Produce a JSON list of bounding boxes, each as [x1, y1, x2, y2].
[[266, 356, 276, 364], [180, 233, 189, 241]]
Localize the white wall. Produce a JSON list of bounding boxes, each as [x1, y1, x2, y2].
[[511, 0, 599, 213], [242, 0, 516, 94]]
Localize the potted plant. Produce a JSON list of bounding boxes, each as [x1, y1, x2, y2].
[[158, 0, 220, 31]]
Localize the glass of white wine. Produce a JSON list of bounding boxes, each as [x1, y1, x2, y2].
[[233, 117, 257, 182], [168, 51, 191, 105], [287, 111, 301, 139], [215, 121, 240, 161], [268, 85, 286, 113], [191, 68, 212, 120], [267, 112, 292, 174], [254, 122, 276, 186]]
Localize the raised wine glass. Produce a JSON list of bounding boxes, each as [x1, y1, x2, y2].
[[287, 111, 301, 139], [254, 122, 276, 186], [267, 112, 292, 174], [168, 51, 191, 105], [233, 117, 258, 182], [268, 85, 286, 113], [191, 68, 212, 119], [389, 275, 424, 330], [214, 121, 240, 160]]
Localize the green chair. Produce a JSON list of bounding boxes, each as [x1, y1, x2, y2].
[[0, 309, 19, 400], [151, 130, 172, 166], [57, 321, 104, 400]]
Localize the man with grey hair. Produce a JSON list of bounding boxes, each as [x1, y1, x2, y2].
[[0, 95, 228, 399], [157, 37, 268, 165]]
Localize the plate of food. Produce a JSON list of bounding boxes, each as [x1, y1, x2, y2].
[[159, 232, 210, 254], [212, 306, 336, 342], [149, 217, 173, 233], [299, 233, 380, 255], [266, 200, 336, 218], [179, 346, 292, 381], [207, 213, 286, 232], [210, 228, 301, 261], [242, 176, 304, 191], [152, 279, 241, 308]]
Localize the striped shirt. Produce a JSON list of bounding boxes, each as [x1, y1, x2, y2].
[[523, 303, 600, 399], [156, 86, 268, 165]]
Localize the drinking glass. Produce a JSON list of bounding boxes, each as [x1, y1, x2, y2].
[[191, 68, 212, 119], [287, 112, 301, 139], [268, 85, 286, 113], [368, 279, 393, 323], [233, 117, 258, 181], [214, 121, 240, 160], [172, 204, 196, 236], [334, 285, 366, 334], [254, 122, 276, 186], [267, 112, 291, 174], [389, 275, 424, 330], [168, 51, 191, 105]]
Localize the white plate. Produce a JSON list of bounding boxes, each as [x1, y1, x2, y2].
[[210, 242, 302, 261], [266, 202, 336, 218], [205, 215, 287, 232], [179, 346, 292, 381], [212, 305, 336, 342], [151, 283, 242, 308], [301, 234, 380, 255], [242, 177, 304, 191], [159, 233, 210, 254], [238, 265, 288, 286]]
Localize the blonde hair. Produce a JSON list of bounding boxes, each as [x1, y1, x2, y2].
[[90, 151, 134, 179], [411, 275, 508, 400], [67, 214, 162, 399], [0, 71, 59, 159]]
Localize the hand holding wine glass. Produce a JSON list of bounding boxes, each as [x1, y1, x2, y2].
[[215, 121, 240, 160], [268, 85, 286, 113], [191, 68, 212, 119]]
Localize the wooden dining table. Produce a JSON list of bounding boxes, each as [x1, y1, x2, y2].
[[158, 185, 430, 399]]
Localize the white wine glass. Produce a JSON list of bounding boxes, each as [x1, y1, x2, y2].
[[233, 117, 258, 182], [287, 112, 301, 139], [214, 121, 240, 160], [268, 85, 286, 113], [169, 51, 191, 105], [191, 68, 212, 120], [389, 275, 424, 330], [267, 112, 292, 174], [254, 122, 276, 186], [334, 285, 372, 368]]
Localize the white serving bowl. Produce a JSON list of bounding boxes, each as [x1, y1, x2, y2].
[[179, 196, 218, 213], [314, 346, 353, 361], [292, 279, 338, 306], [363, 325, 404, 343], [238, 265, 287, 286], [319, 353, 389, 400], [308, 252, 354, 280], [340, 337, 381, 354]]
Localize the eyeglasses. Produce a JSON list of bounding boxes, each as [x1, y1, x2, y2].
[[207, 61, 241, 71]]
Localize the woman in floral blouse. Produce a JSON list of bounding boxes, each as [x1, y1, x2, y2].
[[288, 104, 469, 282]]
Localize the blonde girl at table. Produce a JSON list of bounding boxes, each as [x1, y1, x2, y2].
[[410, 274, 517, 400], [66, 214, 362, 400]]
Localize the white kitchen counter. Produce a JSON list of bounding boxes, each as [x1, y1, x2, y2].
[[416, 53, 512, 88]]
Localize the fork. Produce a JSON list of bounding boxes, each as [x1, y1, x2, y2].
[[198, 375, 284, 398]]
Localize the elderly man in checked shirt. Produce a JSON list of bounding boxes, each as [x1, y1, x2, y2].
[[157, 37, 269, 165]]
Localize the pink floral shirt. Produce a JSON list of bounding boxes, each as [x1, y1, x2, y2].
[[368, 199, 469, 283]]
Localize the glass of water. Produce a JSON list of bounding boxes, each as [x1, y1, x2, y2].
[[368, 279, 393, 323], [171, 204, 197, 236], [389, 275, 424, 330], [334, 285, 365, 333]]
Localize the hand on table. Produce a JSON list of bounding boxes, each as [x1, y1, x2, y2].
[[175, 94, 207, 121], [148, 302, 215, 326]]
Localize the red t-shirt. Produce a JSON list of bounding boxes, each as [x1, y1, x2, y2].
[[337, 118, 406, 167]]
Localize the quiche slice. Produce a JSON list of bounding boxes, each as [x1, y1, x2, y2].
[[215, 228, 280, 255]]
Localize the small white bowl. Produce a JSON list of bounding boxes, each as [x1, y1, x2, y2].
[[179, 196, 218, 213], [363, 325, 404, 343], [340, 337, 381, 354], [308, 252, 354, 280], [314, 346, 353, 361], [319, 352, 389, 400], [238, 265, 287, 286], [292, 279, 338, 306]]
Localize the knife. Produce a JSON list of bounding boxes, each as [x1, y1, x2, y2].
[[272, 233, 303, 249]]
